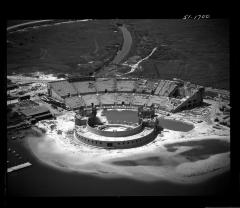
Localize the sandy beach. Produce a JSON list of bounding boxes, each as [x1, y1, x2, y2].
[[25, 108, 230, 184]]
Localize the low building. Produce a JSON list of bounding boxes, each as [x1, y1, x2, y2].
[[20, 105, 53, 121]]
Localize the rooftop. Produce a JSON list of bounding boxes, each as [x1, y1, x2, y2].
[[21, 105, 50, 117]]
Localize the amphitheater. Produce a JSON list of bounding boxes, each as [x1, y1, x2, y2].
[[47, 77, 202, 149]]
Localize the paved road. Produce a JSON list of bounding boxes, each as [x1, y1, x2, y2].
[[7, 19, 92, 32], [123, 47, 157, 75], [7, 20, 54, 31], [112, 25, 133, 65], [7, 20, 127, 80]]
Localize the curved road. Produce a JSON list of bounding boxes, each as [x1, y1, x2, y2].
[[7, 21, 132, 65], [7, 19, 91, 32], [112, 25, 133, 65], [7, 21, 132, 81], [7, 20, 54, 31]]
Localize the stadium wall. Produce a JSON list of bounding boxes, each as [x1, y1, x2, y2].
[[74, 127, 156, 149], [172, 88, 204, 113], [86, 119, 143, 137]]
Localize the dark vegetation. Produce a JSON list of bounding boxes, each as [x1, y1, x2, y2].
[[7, 20, 122, 77], [7, 19, 229, 90], [123, 19, 229, 90]]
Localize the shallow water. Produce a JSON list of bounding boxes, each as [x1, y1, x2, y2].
[[7, 129, 230, 196], [164, 139, 229, 162], [7, 154, 231, 196], [158, 118, 194, 132], [112, 156, 179, 167], [102, 109, 139, 124]]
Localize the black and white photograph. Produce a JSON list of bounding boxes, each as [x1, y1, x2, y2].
[[6, 18, 233, 199]]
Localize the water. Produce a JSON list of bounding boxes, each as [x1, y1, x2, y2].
[[6, 127, 231, 196], [7, 154, 231, 196], [157, 118, 194, 132], [102, 109, 138, 124], [7, 20, 230, 196]]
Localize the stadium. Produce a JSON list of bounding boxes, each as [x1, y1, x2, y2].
[[47, 77, 203, 149]]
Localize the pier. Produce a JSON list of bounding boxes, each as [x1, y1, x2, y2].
[[7, 162, 32, 173]]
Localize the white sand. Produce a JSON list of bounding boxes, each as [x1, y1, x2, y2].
[[7, 72, 65, 82], [26, 107, 230, 183]]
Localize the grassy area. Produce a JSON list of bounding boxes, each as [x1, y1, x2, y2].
[[7, 20, 122, 77], [122, 19, 229, 90], [7, 19, 229, 90]]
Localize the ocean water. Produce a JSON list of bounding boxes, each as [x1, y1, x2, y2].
[[7, 146, 231, 196], [7, 20, 230, 196], [7, 127, 231, 196]]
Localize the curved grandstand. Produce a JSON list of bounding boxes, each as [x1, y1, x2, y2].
[[48, 77, 204, 111], [47, 77, 204, 149]]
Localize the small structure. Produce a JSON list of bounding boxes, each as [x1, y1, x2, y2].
[[172, 86, 205, 113], [75, 106, 97, 126], [138, 105, 155, 119], [78, 105, 97, 118], [20, 105, 53, 121]]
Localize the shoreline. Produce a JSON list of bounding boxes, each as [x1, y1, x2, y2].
[[22, 110, 230, 184], [7, 19, 230, 195]]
